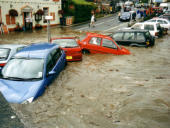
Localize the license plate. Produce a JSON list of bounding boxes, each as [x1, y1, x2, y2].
[[146, 41, 150, 45], [66, 56, 72, 59]]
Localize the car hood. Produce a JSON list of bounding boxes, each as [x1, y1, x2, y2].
[[0, 79, 43, 103], [121, 46, 131, 55]]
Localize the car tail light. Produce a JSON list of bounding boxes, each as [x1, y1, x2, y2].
[[155, 32, 158, 36], [0, 63, 6, 67]]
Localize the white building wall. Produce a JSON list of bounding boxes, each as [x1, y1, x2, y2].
[[0, 0, 61, 30]]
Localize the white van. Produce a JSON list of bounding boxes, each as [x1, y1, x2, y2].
[[130, 22, 162, 37]]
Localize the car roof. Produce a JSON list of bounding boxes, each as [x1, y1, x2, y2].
[[144, 22, 158, 25], [87, 32, 112, 39], [0, 44, 26, 49], [14, 43, 59, 59], [117, 29, 148, 33]]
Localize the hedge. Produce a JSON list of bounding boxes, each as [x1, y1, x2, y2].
[[63, 0, 97, 23]]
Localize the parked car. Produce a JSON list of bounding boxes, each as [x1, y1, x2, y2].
[[51, 37, 82, 61], [159, 14, 170, 22], [80, 33, 130, 55], [147, 18, 170, 30], [112, 29, 155, 47], [0, 44, 26, 67], [130, 22, 162, 37], [164, 9, 170, 14], [119, 12, 131, 21], [0, 43, 66, 104]]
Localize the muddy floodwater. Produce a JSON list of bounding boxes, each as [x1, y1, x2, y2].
[[0, 27, 170, 128]]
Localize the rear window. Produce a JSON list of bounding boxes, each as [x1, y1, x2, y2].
[[124, 32, 135, 40], [144, 25, 154, 30], [113, 32, 123, 40], [0, 48, 10, 61], [52, 39, 78, 48], [136, 32, 145, 41]]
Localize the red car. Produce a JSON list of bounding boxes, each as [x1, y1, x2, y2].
[[80, 33, 130, 55], [51, 37, 82, 61]]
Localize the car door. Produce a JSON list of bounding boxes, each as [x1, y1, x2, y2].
[[122, 32, 135, 45], [112, 32, 124, 45], [136, 32, 146, 46], [87, 37, 102, 53], [101, 38, 119, 54], [45, 48, 65, 86]]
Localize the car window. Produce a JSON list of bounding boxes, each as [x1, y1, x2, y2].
[[136, 32, 145, 41], [149, 20, 156, 22], [0, 48, 11, 60], [16, 46, 25, 52], [102, 39, 117, 49], [163, 21, 168, 24], [113, 32, 123, 40], [144, 25, 154, 30], [124, 32, 135, 40], [2, 58, 44, 79], [46, 48, 61, 73], [145, 31, 151, 38], [89, 37, 101, 46], [157, 20, 164, 24], [52, 39, 78, 48]]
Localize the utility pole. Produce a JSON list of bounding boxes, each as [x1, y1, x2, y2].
[[45, 16, 53, 42]]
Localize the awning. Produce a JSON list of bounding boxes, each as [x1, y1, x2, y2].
[[36, 9, 44, 15], [9, 9, 18, 16]]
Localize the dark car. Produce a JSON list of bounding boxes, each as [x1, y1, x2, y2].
[[112, 29, 155, 47], [119, 12, 131, 21]]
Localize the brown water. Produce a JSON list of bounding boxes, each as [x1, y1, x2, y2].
[[0, 27, 170, 128]]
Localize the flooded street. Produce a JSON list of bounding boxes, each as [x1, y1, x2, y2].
[[0, 26, 170, 128]]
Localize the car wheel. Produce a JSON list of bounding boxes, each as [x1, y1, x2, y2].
[[82, 49, 90, 54]]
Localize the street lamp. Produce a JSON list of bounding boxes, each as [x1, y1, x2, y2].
[[45, 16, 53, 42]]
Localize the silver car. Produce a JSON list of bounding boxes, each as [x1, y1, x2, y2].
[[0, 44, 26, 67]]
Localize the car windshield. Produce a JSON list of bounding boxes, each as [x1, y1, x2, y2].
[[121, 12, 130, 17], [0, 48, 10, 60], [52, 39, 78, 48], [1, 58, 44, 80]]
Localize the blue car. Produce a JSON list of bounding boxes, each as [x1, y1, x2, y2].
[[0, 43, 66, 104]]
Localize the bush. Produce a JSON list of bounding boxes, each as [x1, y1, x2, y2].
[[63, 0, 96, 23]]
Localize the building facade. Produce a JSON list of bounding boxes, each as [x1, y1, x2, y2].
[[0, 0, 61, 31]]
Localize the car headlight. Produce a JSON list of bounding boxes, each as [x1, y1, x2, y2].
[[22, 97, 34, 104]]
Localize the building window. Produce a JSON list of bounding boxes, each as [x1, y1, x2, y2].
[[6, 15, 15, 25], [43, 7, 48, 23]]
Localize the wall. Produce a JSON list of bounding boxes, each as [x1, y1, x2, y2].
[[0, 0, 61, 31]]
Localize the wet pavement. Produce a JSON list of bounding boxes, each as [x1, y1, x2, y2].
[[0, 93, 24, 128], [0, 17, 170, 128]]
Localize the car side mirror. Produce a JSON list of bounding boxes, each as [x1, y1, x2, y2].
[[47, 70, 56, 76]]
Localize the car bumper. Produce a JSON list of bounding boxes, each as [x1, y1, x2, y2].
[[66, 54, 82, 61]]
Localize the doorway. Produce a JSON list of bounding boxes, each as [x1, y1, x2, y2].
[[24, 12, 32, 31]]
